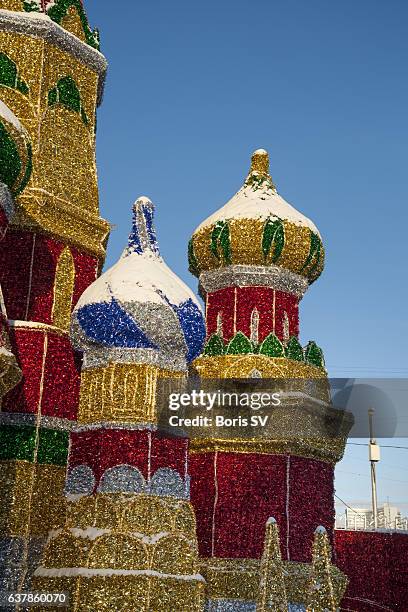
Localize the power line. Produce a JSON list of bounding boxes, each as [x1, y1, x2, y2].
[[346, 442, 408, 450], [334, 494, 360, 514], [337, 469, 408, 485]]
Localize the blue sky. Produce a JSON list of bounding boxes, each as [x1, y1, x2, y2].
[[86, 1, 408, 517]]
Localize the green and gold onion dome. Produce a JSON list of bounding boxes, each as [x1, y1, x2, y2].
[[188, 149, 324, 285]]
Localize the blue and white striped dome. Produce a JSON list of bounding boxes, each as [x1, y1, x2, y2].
[[71, 197, 205, 371]]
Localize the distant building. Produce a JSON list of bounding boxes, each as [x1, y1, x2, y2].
[[337, 503, 408, 531]]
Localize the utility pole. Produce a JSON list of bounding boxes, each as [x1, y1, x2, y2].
[[368, 408, 380, 529]]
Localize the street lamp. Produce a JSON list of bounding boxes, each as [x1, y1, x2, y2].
[[368, 408, 380, 529]]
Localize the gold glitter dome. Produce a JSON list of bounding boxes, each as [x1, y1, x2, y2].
[[188, 149, 325, 285]]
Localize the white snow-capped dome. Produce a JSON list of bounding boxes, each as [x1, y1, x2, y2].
[[195, 149, 319, 234], [72, 197, 206, 371], [188, 149, 325, 284]]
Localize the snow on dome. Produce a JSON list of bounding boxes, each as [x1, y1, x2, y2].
[[72, 198, 205, 370], [195, 149, 320, 235], [188, 149, 325, 285]]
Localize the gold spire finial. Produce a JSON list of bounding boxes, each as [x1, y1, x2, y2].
[[250, 149, 270, 176]]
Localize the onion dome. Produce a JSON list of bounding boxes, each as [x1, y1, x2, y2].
[[72, 197, 206, 371], [0, 100, 32, 198], [188, 149, 324, 288]]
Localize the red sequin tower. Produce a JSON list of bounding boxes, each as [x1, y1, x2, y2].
[[0, 0, 109, 592], [188, 149, 352, 608]]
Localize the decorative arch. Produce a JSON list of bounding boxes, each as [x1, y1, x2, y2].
[[64, 464, 95, 495], [42, 532, 87, 568], [149, 467, 186, 499], [122, 497, 173, 535], [174, 503, 197, 536], [250, 308, 260, 344], [88, 534, 148, 570], [93, 495, 121, 530], [282, 311, 290, 344], [216, 311, 223, 337], [48, 76, 89, 125], [52, 247, 75, 330], [66, 495, 96, 529], [98, 464, 146, 494], [151, 534, 197, 575], [0, 52, 29, 94], [249, 368, 262, 379]]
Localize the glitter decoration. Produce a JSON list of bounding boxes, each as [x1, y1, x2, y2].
[[203, 333, 225, 356], [72, 197, 205, 367], [0, 411, 74, 431], [200, 558, 260, 602], [0, 10, 110, 258], [125, 197, 160, 256], [0, 100, 32, 197], [262, 218, 285, 262], [285, 336, 304, 362], [210, 220, 231, 264], [0, 181, 14, 230], [0, 51, 29, 93], [300, 231, 323, 279], [65, 464, 95, 495], [249, 149, 271, 177], [98, 465, 146, 494], [0, 230, 98, 324], [306, 527, 347, 611], [0, 4, 110, 593], [199, 266, 309, 299], [188, 237, 200, 277], [0, 294, 21, 396], [192, 354, 326, 380], [48, 75, 89, 124], [335, 530, 408, 611], [149, 467, 187, 499], [2, 326, 80, 420], [76, 298, 159, 349], [52, 246, 76, 330], [304, 341, 324, 368], [0, 424, 68, 465], [45, 0, 100, 50], [0, 423, 36, 462], [205, 286, 300, 345], [189, 150, 325, 283], [259, 333, 285, 357], [0, 0, 402, 604], [226, 331, 253, 355], [190, 453, 338, 561], [78, 362, 158, 425], [34, 491, 205, 610], [68, 428, 189, 491], [0, 461, 67, 537], [257, 517, 287, 611], [18, 0, 100, 50], [205, 600, 256, 611]]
